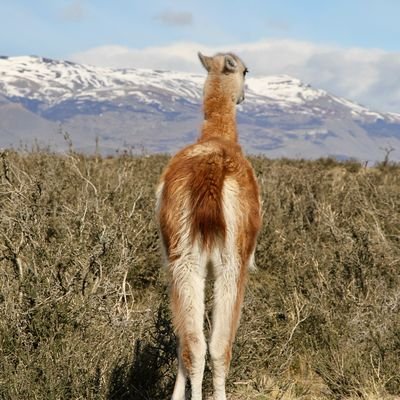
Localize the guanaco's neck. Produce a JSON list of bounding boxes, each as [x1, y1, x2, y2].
[[198, 77, 238, 143]]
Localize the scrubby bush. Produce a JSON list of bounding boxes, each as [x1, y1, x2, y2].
[[0, 150, 399, 399]]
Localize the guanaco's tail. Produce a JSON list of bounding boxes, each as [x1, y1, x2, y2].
[[189, 152, 228, 249]]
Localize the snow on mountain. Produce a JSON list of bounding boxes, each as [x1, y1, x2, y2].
[[0, 55, 399, 160], [246, 75, 326, 104], [0, 55, 203, 104]]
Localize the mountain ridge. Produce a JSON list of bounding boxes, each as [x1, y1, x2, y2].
[[1, 55, 399, 160]]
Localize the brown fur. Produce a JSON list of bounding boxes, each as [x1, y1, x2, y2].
[[157, 52, 261, 391]]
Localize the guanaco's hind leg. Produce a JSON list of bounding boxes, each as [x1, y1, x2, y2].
[[209, 249, 248, 400], [169, 246, 208, 400], [171, 347, 187, 400]]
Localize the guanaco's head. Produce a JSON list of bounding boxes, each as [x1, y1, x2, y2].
[[198, 52, 248, 104]]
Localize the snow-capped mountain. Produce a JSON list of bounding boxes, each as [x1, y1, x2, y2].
[[1, 55, 400, 161]]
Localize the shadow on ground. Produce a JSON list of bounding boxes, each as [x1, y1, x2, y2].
[[107, 304, 177, 400]]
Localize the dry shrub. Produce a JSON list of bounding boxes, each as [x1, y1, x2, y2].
[[0, 150, 399, 399]]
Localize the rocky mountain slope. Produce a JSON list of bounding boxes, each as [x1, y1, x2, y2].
[[1, 55, 399, 160]]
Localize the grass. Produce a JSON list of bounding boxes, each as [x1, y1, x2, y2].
[[0, 150, 399, 399]]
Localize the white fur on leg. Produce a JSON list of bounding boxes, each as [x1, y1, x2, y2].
[[172, 348, 186, 400], [189, 343, 206, 400], [170, 240, 208, 400], [159, 191, 209, 400], [209, 178, 242, 400], [209, 251, 239, 400]]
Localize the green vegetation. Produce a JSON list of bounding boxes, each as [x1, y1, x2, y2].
[[0, 150, 399, 399]]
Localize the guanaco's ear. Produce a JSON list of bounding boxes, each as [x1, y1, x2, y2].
[[198, 52, 212, 72], [224, 54, 238, 73]]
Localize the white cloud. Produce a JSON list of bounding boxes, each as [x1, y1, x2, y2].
[[265, 18, 291, 33], [70, 39, 400, 112], [60, 0, 86, 22], [154, 10, 193, 26], [70, 43, 208, 71]]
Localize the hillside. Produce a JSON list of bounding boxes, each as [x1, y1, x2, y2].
[[0, 150, 399, 399], [1, 55, 400, 160]]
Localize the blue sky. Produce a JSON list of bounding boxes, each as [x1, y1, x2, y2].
[[2, 0, 400, 56], [1, 1, 400, 111]]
